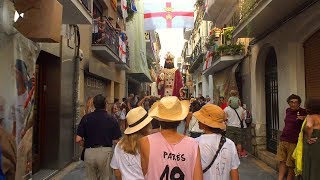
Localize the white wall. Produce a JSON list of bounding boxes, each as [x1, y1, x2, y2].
[[250, 2, 320, 132]]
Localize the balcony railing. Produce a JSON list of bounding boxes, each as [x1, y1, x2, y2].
[[238, 0, 263, 24], [92, 18, 129, 65], [92, 19, 119, 54], [190, 37, 205, 65]]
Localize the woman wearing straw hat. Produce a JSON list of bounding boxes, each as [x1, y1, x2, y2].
[[110, 106, 153, 180], [193, 104, 240, 180], [140, 96, 203, 180]]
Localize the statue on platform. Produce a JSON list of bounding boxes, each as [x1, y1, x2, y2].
[[157, 52, 183, 98]]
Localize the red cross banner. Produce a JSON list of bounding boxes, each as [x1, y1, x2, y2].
[[203, 51, 213, 70], [144, 0, 195, 30]]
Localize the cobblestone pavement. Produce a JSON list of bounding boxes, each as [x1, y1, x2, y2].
[[53, 154, 278, 180]]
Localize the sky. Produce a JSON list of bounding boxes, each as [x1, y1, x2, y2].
[[156, 28, 185, 67]]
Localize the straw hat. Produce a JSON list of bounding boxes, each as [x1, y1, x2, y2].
[[190, 98, 196, 103], [149, 96, 190, 122], [193, 104, 226, 130], [124, 106, 153, 135]]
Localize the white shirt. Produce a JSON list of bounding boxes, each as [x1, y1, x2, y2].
[[189, 115, 204, 133], [92, 19, 98, 33], [224, 106, 247, 128], [119, 109, 126, 120], [110, 144, 144, 180], [196, 134, 240, 180]]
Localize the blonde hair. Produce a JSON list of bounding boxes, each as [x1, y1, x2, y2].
[[119, 123, 151, 155], [229, 90, 239, 97]]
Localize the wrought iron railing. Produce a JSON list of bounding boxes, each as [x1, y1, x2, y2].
[[190, 37, 205, 65], [92, 19, 129, 65], [237, 0, 263, 24], [92, 19, 119, 54]]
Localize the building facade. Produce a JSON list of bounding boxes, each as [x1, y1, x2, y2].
[[184, 0, 320, 169], [0, 0, 95, 179], [233, 0, 320, 169]]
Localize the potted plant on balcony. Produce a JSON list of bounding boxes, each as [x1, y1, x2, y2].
[[216, 44, 244, 57], [222, 26, 235, 44], [205, 35, 215, 51]]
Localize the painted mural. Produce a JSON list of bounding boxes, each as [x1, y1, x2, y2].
[[0, 1, 40, 179]]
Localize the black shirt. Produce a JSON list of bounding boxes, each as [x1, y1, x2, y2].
[[77, 109, 122, 148]]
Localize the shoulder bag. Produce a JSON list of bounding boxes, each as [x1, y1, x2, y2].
[[233, 108, 244, 128], [203, 136, 226, 173]]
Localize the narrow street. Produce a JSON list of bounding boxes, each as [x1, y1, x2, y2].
[[52, 155, 277, 180], [2, 0, 320, 179]]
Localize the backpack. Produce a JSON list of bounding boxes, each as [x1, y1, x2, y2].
[[245, 110, 252, 124], [0, 145, 5, 180]]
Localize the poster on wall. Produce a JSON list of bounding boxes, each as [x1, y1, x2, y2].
[[0, 5, 40, 178]]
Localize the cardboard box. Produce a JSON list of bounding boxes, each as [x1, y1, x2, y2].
[[13, 0, 63, 43]]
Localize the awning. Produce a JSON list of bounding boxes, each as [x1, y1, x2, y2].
[[211, 62, 240, 103]]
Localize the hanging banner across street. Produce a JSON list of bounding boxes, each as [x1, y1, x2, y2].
[[144, 0, 195, 30]]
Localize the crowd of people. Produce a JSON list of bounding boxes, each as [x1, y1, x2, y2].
[[76, 91, 320, 180]]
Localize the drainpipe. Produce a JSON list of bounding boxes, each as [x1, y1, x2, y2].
[[72, 24, 81, 160]]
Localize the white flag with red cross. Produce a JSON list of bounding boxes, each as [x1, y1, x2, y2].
[[121, 0, 128, 19], [203, 51, 213, 70], [144, 0, 195, 30], [119, 36, 127, 63]]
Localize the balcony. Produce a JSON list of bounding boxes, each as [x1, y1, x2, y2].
[[91, 19, 130, 70], [203, 0, 238, 28], [182, 42, 192, 62], [189, 37, 205, 73], [233, 0, 313, 39], [58, 0, 92, 24], [203, 44, 244, 75], [115, 47, 130, 71]]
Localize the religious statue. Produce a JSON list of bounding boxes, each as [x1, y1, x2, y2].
[[157, 52, 183, 97]]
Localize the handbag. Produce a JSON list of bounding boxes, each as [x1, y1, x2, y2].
[[203, 136, 226, 173], [233, 108, 244, 128]]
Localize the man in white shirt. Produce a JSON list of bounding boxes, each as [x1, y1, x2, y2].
[[224, 104, 247, 157], [194, 104, 240, 180]]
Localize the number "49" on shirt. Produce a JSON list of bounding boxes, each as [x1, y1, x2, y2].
[[160, 165, 185, 180]]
